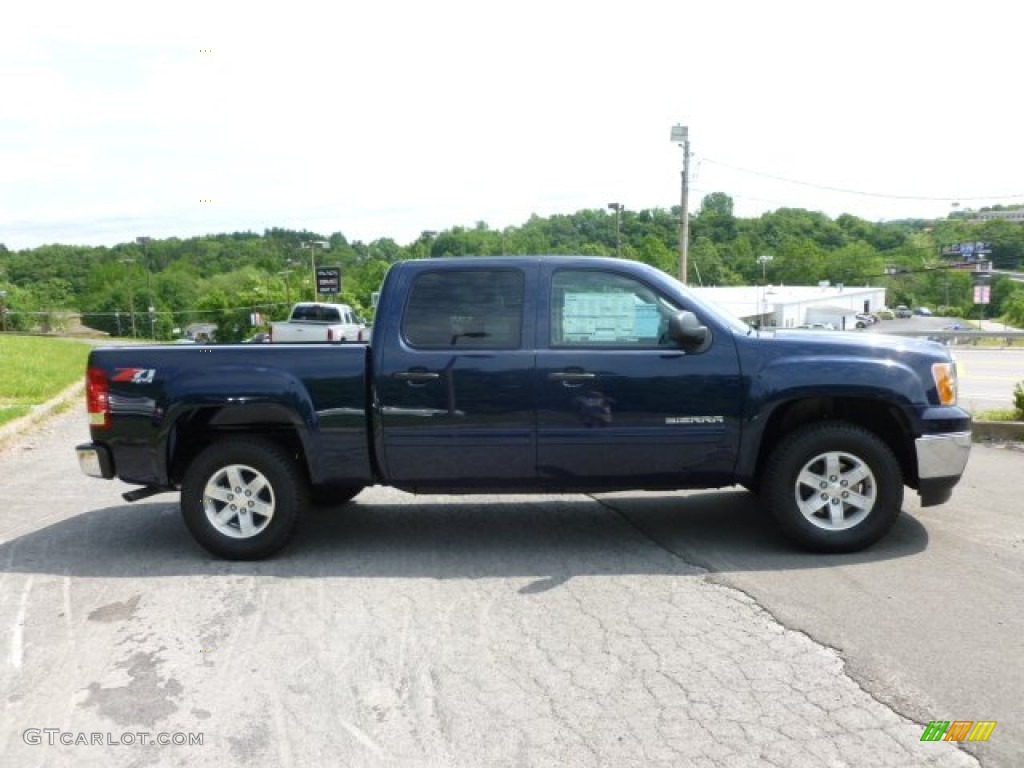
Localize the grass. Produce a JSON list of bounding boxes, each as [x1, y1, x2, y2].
[[0, 404, 31, 428], [975, 409, 1023, 422], [0, 336, 91, 422]]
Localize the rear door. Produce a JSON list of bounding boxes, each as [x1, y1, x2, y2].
[[374, 264, 537, 488]]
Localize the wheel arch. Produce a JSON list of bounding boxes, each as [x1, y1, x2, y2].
[[165, 404, 313, 488], [747, 397, 917, 491]]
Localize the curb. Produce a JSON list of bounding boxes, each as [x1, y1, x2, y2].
[[0, 381, 85, 450], [972, 420, 1024, 442]]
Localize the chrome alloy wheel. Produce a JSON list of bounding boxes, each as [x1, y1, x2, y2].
[[201, 463, 276, 539], [793, 450, 877, 531]]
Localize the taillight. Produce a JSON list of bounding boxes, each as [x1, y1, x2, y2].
[[328, 328, 336, 342], [86, 367, 110, 429]]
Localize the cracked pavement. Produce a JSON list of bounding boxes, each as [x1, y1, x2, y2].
[[2, 410, 1015, 766]]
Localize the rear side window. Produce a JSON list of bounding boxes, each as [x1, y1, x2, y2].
[[403, 269, 524, 349]]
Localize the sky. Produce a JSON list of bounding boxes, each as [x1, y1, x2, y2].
[[2, 0, 1022, 251]]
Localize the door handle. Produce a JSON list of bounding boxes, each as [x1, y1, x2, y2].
[[393, 370, 440, 382], [548, 371, 596, 382]]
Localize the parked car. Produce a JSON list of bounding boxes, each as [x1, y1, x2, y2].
[[914, 307, 933, 317], [269, 302, 367, 343], [895, 306, 913, 319], [876, 309, 895, 320], [76, 256, 971, 559]]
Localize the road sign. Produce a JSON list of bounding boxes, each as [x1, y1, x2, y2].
[[316, 267, 341, 295]]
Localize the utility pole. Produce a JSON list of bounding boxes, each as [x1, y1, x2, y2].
[[301, 240, 329, 301], [607, 202, 623, 258], [670, 124, 691, 285]]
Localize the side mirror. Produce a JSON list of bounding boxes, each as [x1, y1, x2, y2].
[[668, 310, 709, 350]]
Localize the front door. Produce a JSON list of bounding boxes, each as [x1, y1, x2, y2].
[[535, 265, 742, 489]]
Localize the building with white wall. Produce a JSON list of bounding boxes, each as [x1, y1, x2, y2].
[[691, 283, 887, 330]]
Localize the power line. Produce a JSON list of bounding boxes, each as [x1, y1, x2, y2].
[[701, 158, 1024, 203]]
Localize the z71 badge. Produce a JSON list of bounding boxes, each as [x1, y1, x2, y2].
[[112, 368, 157, 384]]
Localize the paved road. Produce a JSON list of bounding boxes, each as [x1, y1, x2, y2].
[[862, 319, 1022, 412], [1, 411, 1019, 767], [950, 348, 1024, 413]]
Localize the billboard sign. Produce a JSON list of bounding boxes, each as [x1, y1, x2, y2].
[[316, 267, 341, 295]]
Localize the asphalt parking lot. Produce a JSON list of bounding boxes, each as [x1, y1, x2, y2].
[[1, 409, 1021, 767]]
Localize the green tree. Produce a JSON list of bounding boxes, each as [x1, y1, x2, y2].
[[692, 192, 737, 244]]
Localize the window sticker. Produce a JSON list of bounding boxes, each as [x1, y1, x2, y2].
[[562, 293, 659, 342]]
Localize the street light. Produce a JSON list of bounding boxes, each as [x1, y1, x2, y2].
[[757, 255, 774, 325], [422, 230, 437, 259], [277, 271, 293, 306], [119, 258, 138, 338], [136, 237, 154, 336], [301, 240, 329, 301], [607, 202, 623, 258], [670, 124, 691, 284]]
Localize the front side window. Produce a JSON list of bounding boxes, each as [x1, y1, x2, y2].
[[403, 269, 524, 349], [550, 270, 680, 347]]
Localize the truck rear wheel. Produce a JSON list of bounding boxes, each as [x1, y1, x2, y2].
[[764, 422, 903, 553], [181, 438, 308, 559]]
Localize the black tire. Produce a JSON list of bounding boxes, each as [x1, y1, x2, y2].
[[763, 421, 903, 553], [181, 437, 309, 560]]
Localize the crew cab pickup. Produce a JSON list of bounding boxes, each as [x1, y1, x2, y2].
[[269, 301, 366, 342], [76, 256, 972, 559]]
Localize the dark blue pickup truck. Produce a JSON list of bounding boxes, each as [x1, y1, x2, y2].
[[76, 256, 971, 559]]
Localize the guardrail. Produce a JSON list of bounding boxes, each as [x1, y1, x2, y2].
[[886, 330, 1024, 346]]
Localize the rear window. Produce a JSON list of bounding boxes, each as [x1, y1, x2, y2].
[[291, 305, 342, 322], [402, 269, 524, 349]]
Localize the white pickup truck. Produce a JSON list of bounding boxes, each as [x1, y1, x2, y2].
[[269, 302, 367, 343]]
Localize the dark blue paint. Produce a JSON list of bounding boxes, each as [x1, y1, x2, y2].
[[84, 256, 970, 497]]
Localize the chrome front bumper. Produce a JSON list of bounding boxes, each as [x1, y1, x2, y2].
[[915, 431, 972, 480]]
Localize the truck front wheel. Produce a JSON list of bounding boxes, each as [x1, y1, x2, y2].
[[181, 438, 309, 560], [764, 422, 903, 553]]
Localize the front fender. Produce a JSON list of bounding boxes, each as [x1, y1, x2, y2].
[[755, 355, 927, 408], [736, 356, 925, 479]]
